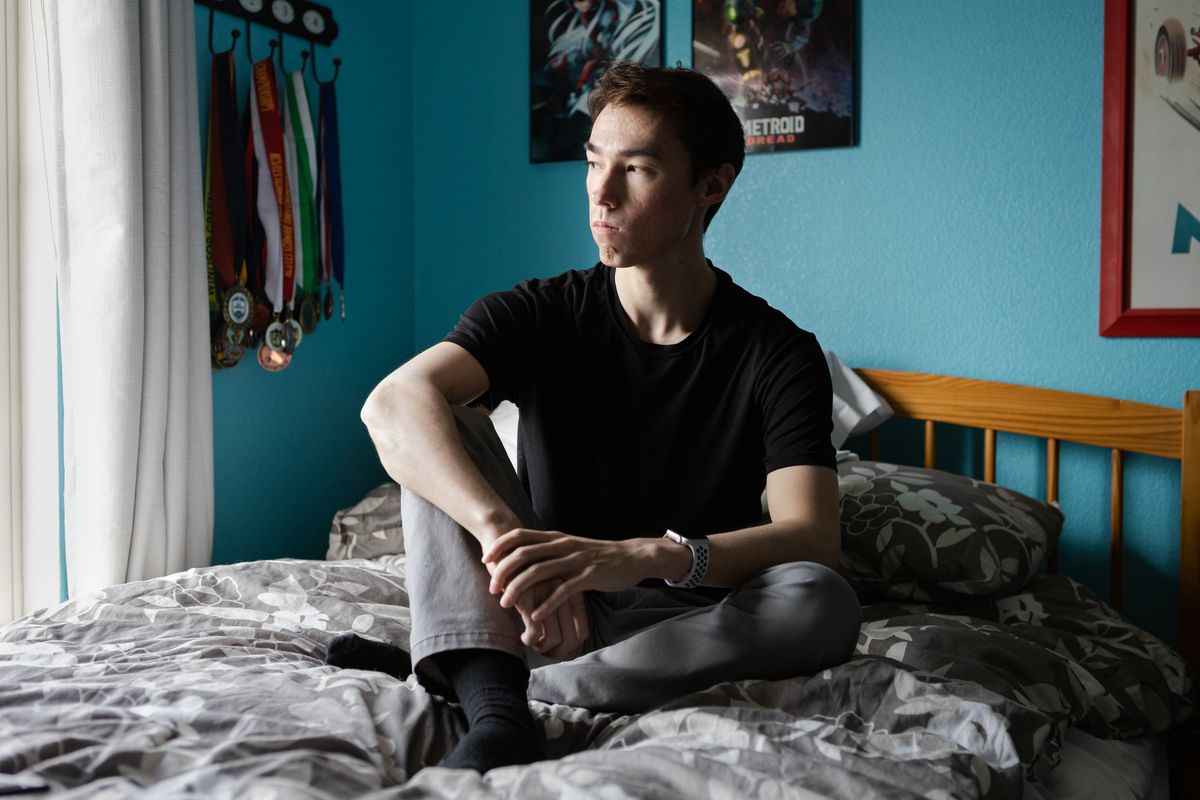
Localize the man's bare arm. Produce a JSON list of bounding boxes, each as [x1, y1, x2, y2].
[[683, 463, 840, 585], [485, 463, 842, 620], [360, 341, 521, 549]]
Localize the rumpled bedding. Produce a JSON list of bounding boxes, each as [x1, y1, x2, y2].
[[0, 556, 1193, 799]]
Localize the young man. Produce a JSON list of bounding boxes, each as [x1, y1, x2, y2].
[[334, 61, 862, 774]]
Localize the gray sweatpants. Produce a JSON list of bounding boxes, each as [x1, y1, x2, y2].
[[402, 405, 863, 714]]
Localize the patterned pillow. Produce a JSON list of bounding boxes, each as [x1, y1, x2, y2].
[[837, 460, 1062, 602], [326, 482, 405, 560]]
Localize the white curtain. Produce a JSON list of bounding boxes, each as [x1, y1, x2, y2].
[[31, 0, 213, 596]]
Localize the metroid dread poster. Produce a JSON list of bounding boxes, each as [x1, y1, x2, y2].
[[530, 0, 663, 163], [693, 0, 855, 153]]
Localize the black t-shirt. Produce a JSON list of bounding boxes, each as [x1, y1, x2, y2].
[[443, 262, 835, 593]]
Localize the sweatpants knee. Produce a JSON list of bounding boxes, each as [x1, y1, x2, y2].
[[749, 561, 863, 675]]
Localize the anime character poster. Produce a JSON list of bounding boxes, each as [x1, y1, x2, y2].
[[530, 0, 663, 163], [693, 0, 855, 153]]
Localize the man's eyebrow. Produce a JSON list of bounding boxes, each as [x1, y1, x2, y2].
[[584, 142, 662, 160]]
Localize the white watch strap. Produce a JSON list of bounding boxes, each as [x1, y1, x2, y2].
[[663, 530, 709, 589]]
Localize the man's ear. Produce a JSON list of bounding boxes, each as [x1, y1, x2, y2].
[[696, 163, 736, 210]]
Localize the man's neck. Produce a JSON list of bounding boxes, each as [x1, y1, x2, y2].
[[612, 252, 717, 346]]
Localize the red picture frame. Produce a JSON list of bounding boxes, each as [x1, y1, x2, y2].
[[1100, 0, 1200, 336]]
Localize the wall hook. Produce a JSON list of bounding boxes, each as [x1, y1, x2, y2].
[[309, 42, 341, 83], [207, 7, 240, 56]]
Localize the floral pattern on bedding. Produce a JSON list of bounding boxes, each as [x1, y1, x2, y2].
[[0, 557, 1193, 799]]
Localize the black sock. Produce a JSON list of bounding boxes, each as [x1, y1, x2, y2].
[[435, 648, 545, 773], [324, 632, 412, 678]]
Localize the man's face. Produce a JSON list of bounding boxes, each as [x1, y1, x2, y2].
[[585, 104, 703, 269]]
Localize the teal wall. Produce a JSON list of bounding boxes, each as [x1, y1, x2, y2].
[[196, 1, 1197, 647], [195, 0, 413, 565], [408, 1, 1197, 646]]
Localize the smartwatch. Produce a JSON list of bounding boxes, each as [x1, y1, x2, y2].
[[662, 529, 710, 589]]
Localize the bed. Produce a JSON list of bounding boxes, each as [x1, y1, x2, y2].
[[0, 368, 1196, 799]]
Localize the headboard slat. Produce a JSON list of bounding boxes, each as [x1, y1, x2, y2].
[[1110, 448, 1124, 612]]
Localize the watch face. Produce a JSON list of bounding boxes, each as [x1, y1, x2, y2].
[[302, 9, 326, 35], [271, 0, 295, 24]]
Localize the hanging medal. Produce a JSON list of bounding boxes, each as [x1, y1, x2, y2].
[[249, 55, 297, 368], [317, 76, 345, 323], [216, 51, 253, 347], [279, 75, 309, 350], [206, 50, 251, 367], [285, 70, 321, 335]]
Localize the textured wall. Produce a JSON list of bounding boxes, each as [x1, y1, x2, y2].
[[409, 2, 1198, 645], [196, 0, 413, 564]]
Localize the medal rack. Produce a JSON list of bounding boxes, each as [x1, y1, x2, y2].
[[194, 0, 340, 48], [201, 0, 346, 373]]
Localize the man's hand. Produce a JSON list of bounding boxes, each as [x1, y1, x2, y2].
[[481, 558, 588, 660], [481, 529, 649, 625]]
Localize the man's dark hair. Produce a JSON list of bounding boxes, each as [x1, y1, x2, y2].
[[588, 61, 745, 232]]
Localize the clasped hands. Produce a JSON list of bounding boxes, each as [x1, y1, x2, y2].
[[480, 529, 646, 660]]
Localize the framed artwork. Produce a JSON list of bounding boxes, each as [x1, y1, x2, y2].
[[530, 0, 663, 163], [1101, 0, 1200, 336], [692, 0, 855, 154]]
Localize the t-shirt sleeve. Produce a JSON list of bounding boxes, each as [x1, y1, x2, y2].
[[756, 329, 837, 473], [441, 283, 540, 408]]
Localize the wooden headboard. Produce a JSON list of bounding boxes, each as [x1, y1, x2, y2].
[[851, 369, 1200, 675]]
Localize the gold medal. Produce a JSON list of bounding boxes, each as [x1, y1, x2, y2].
[[222, 285, 253, 329], [257, 342, 291, 372], [299, 293, 320, 334]]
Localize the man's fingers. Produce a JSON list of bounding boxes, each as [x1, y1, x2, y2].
[[530, 574, 586, 621], [489, 541, 571, 594], [482, 528, 557, 564], [530, 595, 562, 652], [499, 557, 578, 608], [570, 591, 589, 645], [542, 597, 583, 662]]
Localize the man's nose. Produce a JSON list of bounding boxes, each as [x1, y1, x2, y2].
[[590, 171, 620, 207]]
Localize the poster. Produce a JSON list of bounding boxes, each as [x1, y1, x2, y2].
[[1128, 0, 1200, 310], [530, 0, 663, 163], [692, 0, 855, 153]]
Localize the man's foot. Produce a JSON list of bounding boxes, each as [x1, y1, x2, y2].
[[434, 648, 546, 773], [324, 632, 412, 678], [440, 715, 545, 773]]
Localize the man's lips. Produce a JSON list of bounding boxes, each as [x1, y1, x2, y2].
[[592, 221, 619, 234]]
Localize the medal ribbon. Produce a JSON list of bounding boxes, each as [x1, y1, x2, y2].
[[215, 52, 248, 290], [250, 58, 295, 314], [317, 80, 345, 304], [204, 54, 234, 311], [283, 72, 319, 297]]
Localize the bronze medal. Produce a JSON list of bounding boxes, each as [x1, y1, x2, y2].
[[299, 293, 320, 334], [257, 342, 291, 372], [323, 287, 333, 320], [213, 322, 244, 369], [222, 285, 253, 329]]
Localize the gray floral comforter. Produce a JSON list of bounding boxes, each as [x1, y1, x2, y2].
[[0, 557, 1193, 799]]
